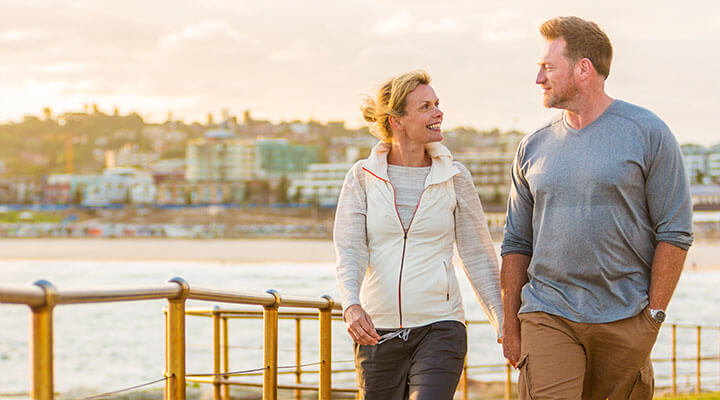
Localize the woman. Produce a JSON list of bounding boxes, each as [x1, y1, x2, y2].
[[334, 69, 503, 400]]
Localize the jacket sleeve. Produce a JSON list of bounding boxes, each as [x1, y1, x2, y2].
[[453, 162, 504, 340], [333, 161, 369, 313]]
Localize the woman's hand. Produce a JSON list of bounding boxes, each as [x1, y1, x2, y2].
[[344, 304, 381, 345]]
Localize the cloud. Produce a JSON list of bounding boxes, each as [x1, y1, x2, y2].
[[418, 17, 465, 34], [372, 11, 469, 35], [268, 40, 313, 63], [373, 11, 414, 35], [476, 28, 528, 43], [31, 62, 90, 74], [157, 19, 249, 49], [0, 28, 44, 42]]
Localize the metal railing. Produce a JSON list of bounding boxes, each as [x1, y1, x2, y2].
[[183, 308, 356, 399], [1, 279, 719, 400], [0, 278, 340, 400]]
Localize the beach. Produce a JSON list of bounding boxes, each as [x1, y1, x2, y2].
[[0, 238, 718, 270], [0, 238, 337, 263]]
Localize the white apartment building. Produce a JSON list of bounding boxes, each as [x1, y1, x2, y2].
[[681, 144, 708, 184], [707, 144, 720, 183], [287, 163, 353, 206], [454, 151, 515, 202], [186, 138, 256, 182], [83, 168, 156, 206]]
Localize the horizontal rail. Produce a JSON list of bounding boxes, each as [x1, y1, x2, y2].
[[0, 284, 45, 307], [56, 284, 181, 304], [187, 287, 276, 306], [186, 378, 358, 393], [186, 309, 344, 318], [0, 281, 342, 311]]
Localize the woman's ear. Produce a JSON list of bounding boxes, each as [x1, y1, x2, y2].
[[388, 115, 403, 132]]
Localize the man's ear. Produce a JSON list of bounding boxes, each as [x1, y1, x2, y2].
[[389, 114, 403, 131], [575, 58, 595, 80]]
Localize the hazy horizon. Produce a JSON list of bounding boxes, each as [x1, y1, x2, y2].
[[1, 1, 718, 144]]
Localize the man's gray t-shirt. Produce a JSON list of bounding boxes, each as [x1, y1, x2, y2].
[[501, 100, 693, 323]]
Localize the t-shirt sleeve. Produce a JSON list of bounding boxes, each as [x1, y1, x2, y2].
[[645, 124, 694, 249], [501, 140, 534, 256]]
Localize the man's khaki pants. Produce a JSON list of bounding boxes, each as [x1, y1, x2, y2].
[[517, 308, 660, 400]]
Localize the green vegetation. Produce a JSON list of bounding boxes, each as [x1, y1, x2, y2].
[[662, 394, 720, 399], [0, 211, 63, 223]]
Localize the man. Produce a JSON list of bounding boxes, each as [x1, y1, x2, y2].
[[501, 16, 693, 399]]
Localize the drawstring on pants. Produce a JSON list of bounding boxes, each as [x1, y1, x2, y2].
[[377, 328, 412, 344]]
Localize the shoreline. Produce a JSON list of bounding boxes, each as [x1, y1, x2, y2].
[[0, 238, 718, 271]]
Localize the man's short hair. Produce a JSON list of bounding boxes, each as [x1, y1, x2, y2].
[[540, 16, 613, 79]]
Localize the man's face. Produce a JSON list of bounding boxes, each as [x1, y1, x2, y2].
[[536, 38, 579, 109]]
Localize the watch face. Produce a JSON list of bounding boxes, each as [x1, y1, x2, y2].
[[652, 310, 666, 323]]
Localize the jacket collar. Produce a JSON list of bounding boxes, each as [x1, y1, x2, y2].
[[362, 141, 461, 187]]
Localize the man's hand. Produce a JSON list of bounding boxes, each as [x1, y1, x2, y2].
[[344, 304, 381, 345], [501, 253, 530, 368], [502, 322, 521, 367]]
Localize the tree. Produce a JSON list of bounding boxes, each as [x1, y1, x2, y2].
[[275, 176, 290, 204]]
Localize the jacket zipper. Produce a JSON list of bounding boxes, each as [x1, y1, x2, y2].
[[394, 183, 427, 328], [398, 229, 408, 327], [363, 167, 428, 328]]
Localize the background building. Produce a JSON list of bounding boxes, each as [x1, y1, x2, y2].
[[287, 163, 353, 206], [255, 138, 319, 178], [681, 144, 709, 184], [455, 151, 515, 204], [186, 138, 256, 182]]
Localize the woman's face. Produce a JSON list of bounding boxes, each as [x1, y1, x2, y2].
[[394, 84, 443, 144]]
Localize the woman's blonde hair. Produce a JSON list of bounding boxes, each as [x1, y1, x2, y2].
[[361, 70, 431, 141]]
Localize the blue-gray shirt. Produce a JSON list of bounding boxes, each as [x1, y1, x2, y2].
[[501, 100, 693, 323]]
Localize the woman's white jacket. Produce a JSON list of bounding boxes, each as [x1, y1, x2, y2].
[[334, 141, 503, 338]]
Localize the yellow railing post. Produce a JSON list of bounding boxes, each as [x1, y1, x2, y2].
[[30, 280, 57, 400], [294, 317, 302, 400], [222, 316, 230, 400], [264, 290, 281, 400], [212, 306, 222, 400], [696, 325, 702, 394], [319, 295, 334, 400], [505, 363, 512, 400], [461, 354, 468, 400], [166, 277, 190, 400], [672, 324, 677, 396]]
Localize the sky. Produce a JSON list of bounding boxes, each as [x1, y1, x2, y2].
[[1, 0, 718, 144]]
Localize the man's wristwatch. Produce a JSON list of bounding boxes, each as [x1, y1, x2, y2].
[[649, 308, 666, 324]]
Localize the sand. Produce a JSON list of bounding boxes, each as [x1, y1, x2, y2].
[[0, 238, 717, 270], [0, 238, 337, 263]]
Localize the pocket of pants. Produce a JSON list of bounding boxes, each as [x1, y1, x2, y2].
[[517, 353, 534, 400], [627, 364, 654, 400]]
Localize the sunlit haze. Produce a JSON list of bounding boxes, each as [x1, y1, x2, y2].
[[1, 0, 718, 144]]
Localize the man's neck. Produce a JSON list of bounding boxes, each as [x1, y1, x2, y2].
[[564, 92, 615, 130]]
